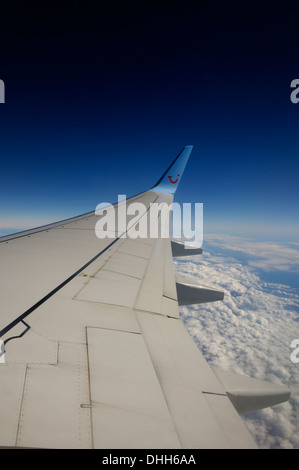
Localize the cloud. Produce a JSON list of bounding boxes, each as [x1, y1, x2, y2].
[[204, 233, 299, 273], [174, 235, 299, 449]]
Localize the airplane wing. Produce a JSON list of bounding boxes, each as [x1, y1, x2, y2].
[[0, 146, 290, 449]]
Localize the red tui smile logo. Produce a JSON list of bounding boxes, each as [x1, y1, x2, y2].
[[168, 174, 180, 184]]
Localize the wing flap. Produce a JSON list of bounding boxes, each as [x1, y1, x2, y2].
[[0, 363, 27, 447], [87, 327, 181, 449], [15, 342, 92, 449], [136, 312, 257, 448]]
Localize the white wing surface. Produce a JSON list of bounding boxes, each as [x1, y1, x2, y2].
[[0, 146, 290, 448]]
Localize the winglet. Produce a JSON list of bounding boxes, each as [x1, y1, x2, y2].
[[151, 146, 193, 194]]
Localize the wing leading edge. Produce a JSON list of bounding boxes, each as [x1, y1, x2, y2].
[[0, 146, 290, 448]]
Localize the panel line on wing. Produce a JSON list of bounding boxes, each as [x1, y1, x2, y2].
[[0, 195, 159, 342], [3, 320, 31, 348]]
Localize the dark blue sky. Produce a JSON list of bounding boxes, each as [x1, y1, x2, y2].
[[1, 2, 299, 240]]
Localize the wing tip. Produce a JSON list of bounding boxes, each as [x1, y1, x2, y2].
[[151, 145, 193, 194]]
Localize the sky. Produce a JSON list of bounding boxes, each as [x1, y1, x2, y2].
[[1, 1, 299, 449], [0, 2, 299, 240]]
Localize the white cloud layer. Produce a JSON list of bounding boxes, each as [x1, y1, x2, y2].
[[175, 235, 299, 449], [204, 233, 299, 273]]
